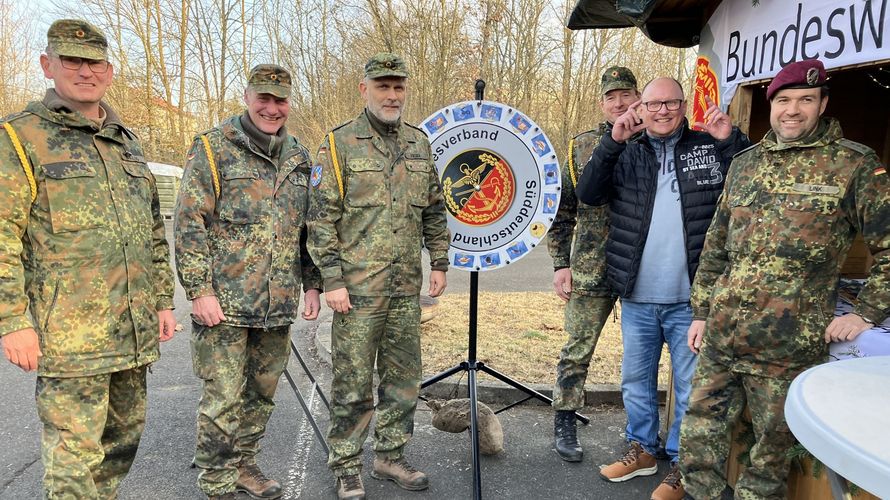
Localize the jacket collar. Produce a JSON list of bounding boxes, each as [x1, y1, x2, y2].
[[220, 114, 298, 164], [353, 109, 413, 156], [27, 89, 129, 142], [760, 117, 841, 152], [639, 118, 687, 146], [238, 111, 288, 159]]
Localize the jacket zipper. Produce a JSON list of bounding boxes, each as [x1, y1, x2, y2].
[[672, 141, 691, 285], [627, 141, 659, 296]]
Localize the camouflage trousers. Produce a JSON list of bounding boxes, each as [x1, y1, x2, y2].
[[36, 366, 148, 500], [327, 294, 421, 477], [552, 294, 615, 411], [191, 322, 291, 496], [679, 351, 794, 500]]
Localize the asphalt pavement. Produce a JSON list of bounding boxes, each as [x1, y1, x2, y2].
[[0, 225, 673, 499]]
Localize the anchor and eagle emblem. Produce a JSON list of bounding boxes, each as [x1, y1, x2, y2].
[[441, 151, 515, 226]]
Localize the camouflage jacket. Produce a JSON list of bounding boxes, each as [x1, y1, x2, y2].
[[547, 122, 612, 296], [174, 115, 322, 328], [307, 110, 450, 296], [691, 118, 890, 377], [0, 90, 175, 377]]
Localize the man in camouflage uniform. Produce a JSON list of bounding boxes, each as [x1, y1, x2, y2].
[[680, 59, 890, 499], [307, 53, 450, 500], [0, 19, 176, 499], [174, 64, 322, 500], [549, 66, 639, 462]]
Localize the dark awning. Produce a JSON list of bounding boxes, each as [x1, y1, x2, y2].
[[567, 0, 719, 48]]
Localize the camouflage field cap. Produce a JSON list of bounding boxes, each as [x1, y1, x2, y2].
[[247, 64, 292, 98], [601, 66, 638, 95], [47, 19, 108, 60], [364, 53, 410, 79]]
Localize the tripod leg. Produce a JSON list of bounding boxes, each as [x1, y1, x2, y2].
[[282, 368, 330, 456], [467, 366, 482, 500], [421, 363, 467, 388], [290, 340, 331, 411], [479, 363, 590, 424]]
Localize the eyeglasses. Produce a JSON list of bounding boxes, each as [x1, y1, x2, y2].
[[641, 99, 683, 112], [57, 55, 110, 74]]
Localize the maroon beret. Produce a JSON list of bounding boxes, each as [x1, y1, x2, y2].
[[766, 59, 828, 100]]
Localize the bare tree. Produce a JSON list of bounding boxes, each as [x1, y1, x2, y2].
[[18, 0, 695, 164], [0, 0, 41, 116]]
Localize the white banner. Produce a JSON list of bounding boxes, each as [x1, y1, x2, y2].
[[695, 0, 890, 111]]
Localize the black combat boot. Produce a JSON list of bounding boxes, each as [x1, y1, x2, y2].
[[554, 410, 583, 462]]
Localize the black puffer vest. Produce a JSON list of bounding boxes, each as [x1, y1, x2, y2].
[[575, 122, 750, 297]]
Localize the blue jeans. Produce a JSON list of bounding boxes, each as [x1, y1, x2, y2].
[[619, 300, 697, 463]]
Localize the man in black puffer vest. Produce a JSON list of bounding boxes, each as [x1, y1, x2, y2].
[[576, 77, 749, 500]]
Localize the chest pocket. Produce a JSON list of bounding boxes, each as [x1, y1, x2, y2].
[[286, 166, 310, 188], [120, 154, 155, 227], [769, 188, 843, 262], [405, 160, 431, 207], [782, 192, 840, 214], [219, 167, 260, 223], [121, 154, 154, 199], [284, 161, 310, 225], [282, 150, 310, 190], [346, 158, 386, 207], [726, 189, 756, 253], [42, 161, 108, 233]]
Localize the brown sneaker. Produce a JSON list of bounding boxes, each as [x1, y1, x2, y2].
[[236, 463, 282, 499], [599, 441, 658, 482], [370, 456, 429, 491], [336, 474, 366, 500], [651, 463, 685, 500]]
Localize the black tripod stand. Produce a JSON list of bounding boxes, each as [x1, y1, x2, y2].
[[421, 80, 589, 500], [282, 340, 330, 456]]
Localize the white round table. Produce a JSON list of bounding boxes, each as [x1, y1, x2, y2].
[[785, 356, 890, 499]]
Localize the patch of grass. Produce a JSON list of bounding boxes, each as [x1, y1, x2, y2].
[[522, 330, 548, 340], [421, 292, 672, 386]]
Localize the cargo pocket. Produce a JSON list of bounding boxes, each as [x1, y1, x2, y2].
[[190, 326, 215, 380], [41, 267, 113, 358]]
